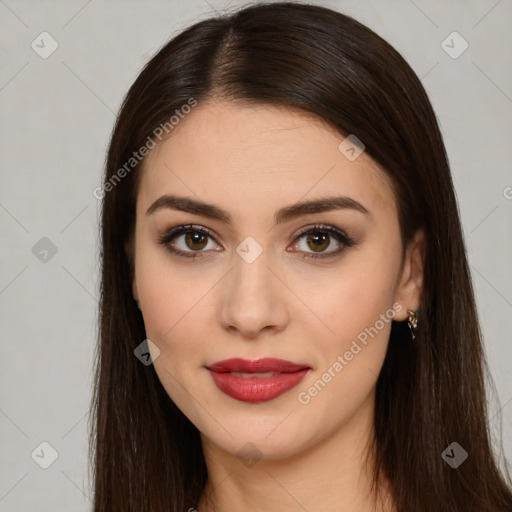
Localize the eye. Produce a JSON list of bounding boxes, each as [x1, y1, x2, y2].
[[158, 223, 356, 260], [158, 224, 221, 259], [290, 224, 356, 259]]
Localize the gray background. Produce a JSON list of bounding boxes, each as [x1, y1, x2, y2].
[[1, 0, 511, 509]]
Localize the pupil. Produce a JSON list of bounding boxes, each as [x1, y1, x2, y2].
[[309, 233, 328, 251], [187, 232, 207, 250]]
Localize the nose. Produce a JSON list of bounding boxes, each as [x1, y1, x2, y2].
[[218, 249, 289, 339]]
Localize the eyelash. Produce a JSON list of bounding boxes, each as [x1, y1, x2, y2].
[[157, 223, 356, 260]]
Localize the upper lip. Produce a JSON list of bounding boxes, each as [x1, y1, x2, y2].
[[207, 357, 310, 373]]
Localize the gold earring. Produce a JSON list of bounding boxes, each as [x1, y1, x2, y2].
[[407, 309, 418, 340]]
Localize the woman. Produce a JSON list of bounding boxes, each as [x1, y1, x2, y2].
[[89, 2, 512, 511]]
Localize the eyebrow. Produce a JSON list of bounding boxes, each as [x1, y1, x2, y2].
[[145, 194, 372, 224]]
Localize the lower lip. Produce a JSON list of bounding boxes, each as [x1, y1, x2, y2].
[[208, 369, 309, 403]]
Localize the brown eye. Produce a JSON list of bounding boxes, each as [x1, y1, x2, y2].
[[292, 225, 356, 259], [158, 224, 221, 259], [184, 231, 208, 250], [305, 232, 330, 252]]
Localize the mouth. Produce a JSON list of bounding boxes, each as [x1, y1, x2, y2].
[[206, 358, 311, 403]]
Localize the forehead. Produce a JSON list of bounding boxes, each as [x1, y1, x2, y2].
[[137, 100, 397, 221]]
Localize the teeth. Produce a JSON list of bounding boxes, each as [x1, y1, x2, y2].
[[230, 371, 280, 378]]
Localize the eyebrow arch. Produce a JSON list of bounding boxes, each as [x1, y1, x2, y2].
[[145, 194, 371, 224]]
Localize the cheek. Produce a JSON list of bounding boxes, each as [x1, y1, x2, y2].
[[296, 271, 396, 416], [299, 245, 401, 383], [135, 242, 200, 345], [314, 265, 397, 341], [136, 256, 208, 408]]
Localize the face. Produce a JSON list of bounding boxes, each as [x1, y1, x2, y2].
[[130, 99, 424, 461]]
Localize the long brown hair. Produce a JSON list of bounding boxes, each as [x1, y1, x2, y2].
[[89, 2, 512, 510]]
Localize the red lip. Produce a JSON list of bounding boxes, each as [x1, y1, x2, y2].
[[207, 358, 310, 403], [208, 357, 309, 373]]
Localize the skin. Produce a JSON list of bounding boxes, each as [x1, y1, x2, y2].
[[130, 99, 425, 512]]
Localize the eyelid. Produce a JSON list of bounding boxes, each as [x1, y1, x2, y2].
[[289, 223, 356, 258], [157, 224, 221, 254], [158, 223, 355, 259]]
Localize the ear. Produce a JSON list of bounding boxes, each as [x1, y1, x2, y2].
[[393, 228, 426, 321]]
